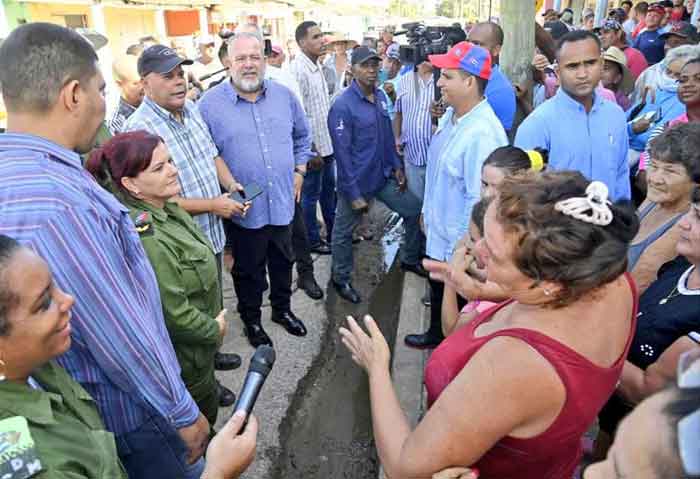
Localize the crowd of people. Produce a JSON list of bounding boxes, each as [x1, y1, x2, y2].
[[0, 1, 699, 478]]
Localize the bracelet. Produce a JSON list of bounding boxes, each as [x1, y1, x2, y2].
[[294, 168, 306, 178]]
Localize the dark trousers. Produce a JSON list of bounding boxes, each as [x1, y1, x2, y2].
[[227, 221, 294, 325], [428, 276, 468, 341], [292, 201, 314, 279], [115, 409, 204, 479]]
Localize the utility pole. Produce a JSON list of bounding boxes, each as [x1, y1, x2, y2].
[[594, 0, 609, 28], [500, 0, 535, 136], [500, 0, 535, 84], [571, 0, 584, 26]]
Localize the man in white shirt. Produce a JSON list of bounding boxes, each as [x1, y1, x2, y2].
[[190, 34, 225, 92]]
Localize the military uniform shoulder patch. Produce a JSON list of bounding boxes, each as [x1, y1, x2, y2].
[[0, 416, 43, 478], [133, 211, 154, 237]]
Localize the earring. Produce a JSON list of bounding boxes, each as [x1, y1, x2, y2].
[[0, 359, 6, 381], [543, 289, 552, 296]]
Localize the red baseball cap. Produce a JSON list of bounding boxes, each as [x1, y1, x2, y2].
[[428, 41, 492, 80], [648, 3, 666, 15]]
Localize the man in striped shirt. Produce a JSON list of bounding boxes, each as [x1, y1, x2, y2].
[[107, 54, 143, 135], [290, 21, 336, 257], [394, 60, 435, 202], [0, 23, 209, 478]]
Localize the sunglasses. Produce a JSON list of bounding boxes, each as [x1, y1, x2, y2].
[[677, 348, 700, 476]]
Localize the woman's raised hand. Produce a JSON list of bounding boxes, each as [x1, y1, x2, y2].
[[339, 315, 390, 376]]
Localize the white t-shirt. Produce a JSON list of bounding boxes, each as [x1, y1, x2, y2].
[[265, 65, 304, 108], [190, 58, 227, 91]]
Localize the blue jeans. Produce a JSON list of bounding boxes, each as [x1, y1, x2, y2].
[[301, 157, 336, 246], [404, 162, 427, 203], [115, 410, 205, 479], [331, 178, 422, 284]]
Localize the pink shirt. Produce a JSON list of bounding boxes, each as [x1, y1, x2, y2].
[[623, 46, 649, 80]]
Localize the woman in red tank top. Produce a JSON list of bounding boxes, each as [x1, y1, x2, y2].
[[340, 172, 641, 479]]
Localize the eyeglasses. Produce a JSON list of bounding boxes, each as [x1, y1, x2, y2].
[[677, 349, 700, 476]]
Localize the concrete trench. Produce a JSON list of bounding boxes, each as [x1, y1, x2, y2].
[[216, 206, 412, 479]]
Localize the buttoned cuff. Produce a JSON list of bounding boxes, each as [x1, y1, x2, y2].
[[168, 389, 200, 429]]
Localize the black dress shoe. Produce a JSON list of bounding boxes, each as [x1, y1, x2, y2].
[[298, 274, 324, 300], [401, 261, 429, 278], [332, 280, 361, 304], [217, 380, 236, 407], [271, 310, 308, 337], [310, 242, 332, 255], [245, 323, 273, 348], [214, 351, 242, 371], [404, 332, 443, 349]]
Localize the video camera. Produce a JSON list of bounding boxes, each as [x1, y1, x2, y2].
[[395, 22, 466, 65]]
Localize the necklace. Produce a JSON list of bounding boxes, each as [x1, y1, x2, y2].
[[659, 286, 681, 304], [658, 266, 700, 304]]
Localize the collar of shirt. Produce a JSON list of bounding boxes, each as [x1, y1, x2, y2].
[[119, 97, 137, 115], [298, 52, 321, 73], [222, 78, 270, 105], [350, 79, 381, 104], [554, 87, 604, 114], [142, 96, 190, 123], [436, 98, 490, 134], [0, 133, 82, 171], [0, 379, 59, 425]]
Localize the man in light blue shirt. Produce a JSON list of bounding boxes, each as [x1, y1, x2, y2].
[[467, 22, 516, 134], [404, 41, 507, 350], [515, 30, 630, 201]]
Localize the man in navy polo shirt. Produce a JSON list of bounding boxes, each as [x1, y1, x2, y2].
[[633, 3, 667, 64], [328, 47, 425, 304]]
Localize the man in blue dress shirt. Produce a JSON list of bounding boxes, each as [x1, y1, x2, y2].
[[199, 32, 312, 348], [515, 30, 631, 201], [467, 22, 516, 135], [328, 47, 425, 304]]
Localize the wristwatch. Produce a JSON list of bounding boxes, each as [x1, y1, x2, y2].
[[294, 167, 306, 178]]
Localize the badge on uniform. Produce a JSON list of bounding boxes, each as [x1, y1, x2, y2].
[[133, 211, 153, 237], [0, 417, 43, 478]]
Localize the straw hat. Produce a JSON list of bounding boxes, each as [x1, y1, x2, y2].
[[324, 33, 358, 49], [603, 46, 634, 94]]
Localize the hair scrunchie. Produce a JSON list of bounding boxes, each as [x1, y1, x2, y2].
[[527, 150, 545, 172]]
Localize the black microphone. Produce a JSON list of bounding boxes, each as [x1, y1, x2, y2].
[[232, 345, 276, 430], [199, 67, 228, 82]]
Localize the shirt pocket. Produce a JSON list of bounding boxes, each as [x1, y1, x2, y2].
[[355, 112, 377, 143], [180, 248, 217, 296]]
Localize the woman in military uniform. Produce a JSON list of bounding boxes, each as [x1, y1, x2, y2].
[[0, 234, 127, 478], [0, 234, 258, 477], [86, 131, 230, 426]]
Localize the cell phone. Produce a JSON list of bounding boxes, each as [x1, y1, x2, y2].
[[230, 182, 263, 204], [640, 110, 660, 122]]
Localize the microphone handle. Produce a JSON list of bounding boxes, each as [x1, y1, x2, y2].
[[232, 371, 266, 433]]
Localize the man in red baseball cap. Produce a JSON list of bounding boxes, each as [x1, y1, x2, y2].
[[404, 41, 507, 350], [633, 3, 669, 64]]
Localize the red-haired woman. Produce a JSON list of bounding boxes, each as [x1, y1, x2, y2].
[[86, 131, 233, 426]]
